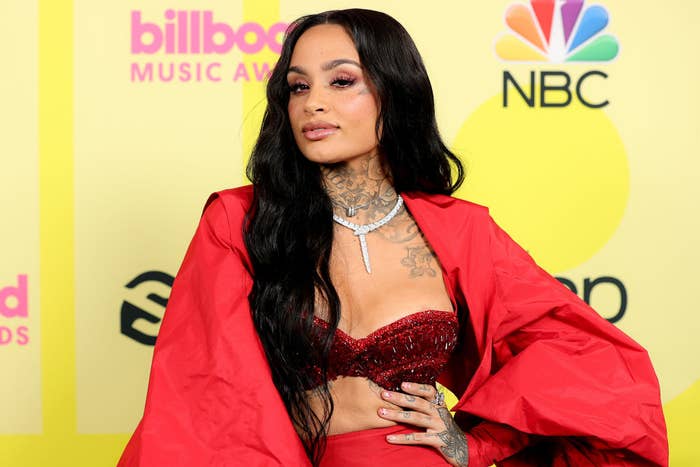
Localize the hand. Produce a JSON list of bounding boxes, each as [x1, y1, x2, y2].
[[377, 381, 468, 467]]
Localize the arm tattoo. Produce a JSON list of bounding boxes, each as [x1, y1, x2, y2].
[[401, 246, 437, 278], [436, 407, 469, 467]]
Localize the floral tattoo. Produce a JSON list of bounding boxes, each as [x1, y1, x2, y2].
[[401, 245, 437, 277], [436, 407, 468, 466]]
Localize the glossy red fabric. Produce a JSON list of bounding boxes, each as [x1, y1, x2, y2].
[[319, 424, 449, 466], [118, 184, 668, 467]]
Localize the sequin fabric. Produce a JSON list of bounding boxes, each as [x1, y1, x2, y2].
[[304, 309, 459, 392]]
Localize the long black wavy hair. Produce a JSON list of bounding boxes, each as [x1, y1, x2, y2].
[[243, 8, 465, 465]]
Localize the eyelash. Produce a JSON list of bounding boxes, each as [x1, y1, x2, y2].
[[288, 75, 357, 94]]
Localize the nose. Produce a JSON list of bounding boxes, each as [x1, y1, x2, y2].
[[303, 85, 329, 114]]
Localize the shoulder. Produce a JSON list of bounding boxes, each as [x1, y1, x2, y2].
[[409, 193, 534, 268], [199, 184, 254, 249], [401, 190, 492, 228], [402, 190, 489, 213], [401, 191, 509, 263], [205, 184, 254, 216]]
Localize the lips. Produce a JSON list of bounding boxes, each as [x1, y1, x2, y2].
[[302, 121, 339, 141]]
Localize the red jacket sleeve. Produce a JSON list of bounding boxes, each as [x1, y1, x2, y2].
[[463, 420, 536, 467], [454, 213, 668, 466], [118, 192, 310, 466]]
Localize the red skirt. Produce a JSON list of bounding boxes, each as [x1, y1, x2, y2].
[[320, 424, 450, 467]]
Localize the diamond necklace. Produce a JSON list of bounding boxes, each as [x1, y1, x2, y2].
[[331, 198, 371, 217], [332, 194, 404, 274]]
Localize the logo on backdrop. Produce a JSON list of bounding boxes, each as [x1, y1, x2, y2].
[[130, 10, 286, 84], [0, 275, 30, 346], [495, 0, 619, 108], [120, 270, 174, 345], [452, 0, 629, 323], [556, 275, 626, 323]]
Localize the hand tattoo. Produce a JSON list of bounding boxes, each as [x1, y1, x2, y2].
[[436, 407, 469, 467]]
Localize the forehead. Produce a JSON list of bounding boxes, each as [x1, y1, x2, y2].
[[290, 24, 359, 64]]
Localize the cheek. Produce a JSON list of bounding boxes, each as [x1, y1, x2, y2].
[[341, 94, 379, 127], [287, 100, 300, 122], [286, 102, 304, 148]]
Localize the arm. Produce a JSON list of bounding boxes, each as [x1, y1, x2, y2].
[[453, 213, 668, 466], [118, 192, 309, 466]]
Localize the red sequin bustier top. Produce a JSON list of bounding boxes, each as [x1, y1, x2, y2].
[[304, 309, 459, 392]]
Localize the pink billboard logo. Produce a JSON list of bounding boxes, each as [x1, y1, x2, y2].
[[0, 274, 29, 346], [0, 326, 29, 345], [131, 10, 287, 55], [130, 10, 285, 83], [0, 274, 28, 319]]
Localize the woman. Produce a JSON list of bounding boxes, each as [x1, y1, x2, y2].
[[118, 9, 668, 467]]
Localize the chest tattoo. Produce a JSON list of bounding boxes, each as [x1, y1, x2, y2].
[[401, 245, 437, 278]]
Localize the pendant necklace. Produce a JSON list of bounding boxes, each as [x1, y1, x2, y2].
[[331, 197, 372, 217], [332, 194, 404, 274]]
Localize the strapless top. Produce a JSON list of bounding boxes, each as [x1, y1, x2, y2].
[[303, 309, 459, 392]]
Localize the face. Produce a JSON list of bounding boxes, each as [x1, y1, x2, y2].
[[286, 24, 381, 166]]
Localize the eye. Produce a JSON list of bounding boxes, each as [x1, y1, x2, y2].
[[288, 82, 309, 94], [332, 75, 356, 88]]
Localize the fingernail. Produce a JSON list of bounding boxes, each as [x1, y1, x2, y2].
[[387, 435, 396, 441], [383, 391, 391, 399], [379, 408, 387, 415], [402, 382, 411, 389]]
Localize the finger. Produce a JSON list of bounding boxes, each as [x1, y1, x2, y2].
[[378, 408, 436, 429], [401, 381, 437, 400], [386, 431, 440, 446], [381, 389, 434, 414]]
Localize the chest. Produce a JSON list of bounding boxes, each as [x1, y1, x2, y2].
[[317, 207, 456, 340]]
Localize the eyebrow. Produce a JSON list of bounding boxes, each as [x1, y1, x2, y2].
[[287, 58, 362, 75]]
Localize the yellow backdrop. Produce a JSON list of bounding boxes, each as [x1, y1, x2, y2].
[[1, 0, 697, 465]]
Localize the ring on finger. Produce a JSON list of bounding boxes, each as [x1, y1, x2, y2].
[[431, 389, 446, 407]]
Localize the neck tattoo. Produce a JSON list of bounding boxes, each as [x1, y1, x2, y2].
[[331, 198, 371, 217]]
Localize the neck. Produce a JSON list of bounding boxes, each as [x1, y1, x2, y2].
[[320, 153, 398, 224]]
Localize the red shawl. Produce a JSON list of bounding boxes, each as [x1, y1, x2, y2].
[[118, 184, 668, 466]]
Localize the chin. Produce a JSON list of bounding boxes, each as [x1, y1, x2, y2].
[[298, 147, 348, 165], [303, 154, 347, 165], [298, 146, 377, 166]]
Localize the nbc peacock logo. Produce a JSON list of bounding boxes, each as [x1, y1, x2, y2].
[[495, 0, 619, 63]]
